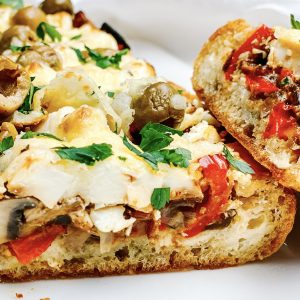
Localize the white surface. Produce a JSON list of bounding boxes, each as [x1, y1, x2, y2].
[[2, 1, 300, 299]]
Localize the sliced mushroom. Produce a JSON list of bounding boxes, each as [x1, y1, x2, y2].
[[17, 44, 62, 71], [0, 56, 31, 116], [0, 198, 37, 243], [40, 0, 74, 15], [0, 25, 37, 53]]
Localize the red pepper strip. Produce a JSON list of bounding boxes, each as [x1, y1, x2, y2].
[[245, 74, 278, 95], [227, 142, 270, 178], [224, 25, 274, 80], [8, 225, 66, 264], [263, 102, 297, 140], [278, 68, 294, 82], [184, 154, 230, 238]]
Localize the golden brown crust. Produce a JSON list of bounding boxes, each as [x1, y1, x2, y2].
[[192, 19, 300, 191], [0, 189, 295, 282]]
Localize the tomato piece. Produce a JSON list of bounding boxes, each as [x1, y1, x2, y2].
[[224, 25, 274, 80], [263, 102, 298, 140], [227, 142, 270, 178], [184, 154, 230, 238], [278, 68, 294, 82], [245, 75, 278, 95], [8, 225, 66, 264]]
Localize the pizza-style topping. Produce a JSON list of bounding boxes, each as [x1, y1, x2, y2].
[[8, 224, 66, 264], [55, 143, 113, 166], [224, 24, 274, 80], [222, 145, 254, 174], [36, 21, 62, 42], [150, 187, 170, 210], [18, 44, 62, 71], [123, 123, 191, 170], [0, 56, 31, 115], [184, 154, 230, 237], [0, 25, 37, 53], [131, 82, 186, 131], [263, 102, 298, 140], [40, 0, 74, 15], [13, 6, 46, 31], [101, 22, 131, 50], [227, 142, 270, 177]]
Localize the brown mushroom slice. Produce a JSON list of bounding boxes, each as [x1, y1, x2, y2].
[[0, 198, 37, 244], [40, 0, 74, 15], [13, 6, 46, 31], [0, 56, 31, 116], [17, 44, 62, 71], [0, 25, 37, 53]]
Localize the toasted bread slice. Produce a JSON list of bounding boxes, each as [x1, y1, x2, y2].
[[192, 19, 300, 191]]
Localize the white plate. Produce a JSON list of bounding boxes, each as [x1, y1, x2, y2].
[[2, 1, 300, 299]]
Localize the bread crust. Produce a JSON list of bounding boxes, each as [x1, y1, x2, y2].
[[0, 188, 295, 282], [192, 19, 300, 191]]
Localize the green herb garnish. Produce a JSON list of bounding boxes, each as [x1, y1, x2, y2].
[[21, 131, 62, 141], [151, 148, 191, 168], [139, 123, 183, 152], [177, 89, 183, 95], [36, 22, 62, 42], [0, 0, 23, 9], [71, 47, 86, 63], [10, 45, 30, 52], [291, 14, 300, 30], [118, 156, 127, 161], [223, 145, 255, 174], [106, 91, 115, 98], [70, 34, 82, 40], [55, 143, 113, 166], [18, 78, 40, 115], [280, 76, 291, 86], [151, 187, 170, 210], [0, 136, 14, 154]]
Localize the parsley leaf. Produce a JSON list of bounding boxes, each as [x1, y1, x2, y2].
[[177, 89, 183, 94], [21, 131, 62, 141], [55, 143, 113, 166], [0, 136, 14, 154], [151, 187, 170, 210], [10, 45, 30, 52], [223, 145, 255, 174], [118, 156, 127, 161], [280, 76, 291, 86], [106, 91, 115, 98], [84, 46, 128, 69], [291, 14, 300, 30], [70, 34, 82, 40], [18, 80, 40, 115], [152, 148, 191, 168], [71, 47, 86, 63], [36, 22, 62, 42], [123, 135, 158, 169], [139, 123, 183, 152], [0, 0, 23, 8]]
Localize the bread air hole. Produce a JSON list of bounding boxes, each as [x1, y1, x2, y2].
[[247, 215, 265, 229]]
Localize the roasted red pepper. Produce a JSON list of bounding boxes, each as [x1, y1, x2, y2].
[[245, 74, 278, 95], [184, 154, 230, 238], [227, 142, 270, 178], [224, 25, 274, 80], [8, 225, 66, 264], [264, 102, 297, 140]]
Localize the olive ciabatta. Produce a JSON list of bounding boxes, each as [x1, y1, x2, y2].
[[193, 17, 300, 191], [0, 1, 295, 282]]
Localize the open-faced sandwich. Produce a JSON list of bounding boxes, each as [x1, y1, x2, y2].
[[0, 0, 295, 282], [193, 16, 300, 191]]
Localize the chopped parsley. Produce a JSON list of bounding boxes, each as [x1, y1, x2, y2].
[[36, 22, 62, 42], [21, 131, 62, 141], [280, 76, 292, 86], [139, 123, 183, 152], [0, 136, 14, 154], [151, 187, 170, 210], [151, 148, 191, 168], [177, 89, 183, 95], [70, 34, 82, 40], [106, 91, 115, 98], [0, 0, 23, 8], [223, 145, 255, 174], [55, 143, 113, 166], [291, 14, 300, 30], [18, 78, 41, 115], [71, 47, 86, 63], [118, 156, 127, 161], [10, 45, 30, 52]]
